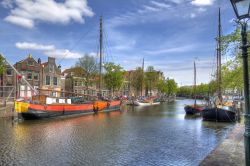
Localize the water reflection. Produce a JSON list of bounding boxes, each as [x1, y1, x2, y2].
[[0, 99, 234, 166]]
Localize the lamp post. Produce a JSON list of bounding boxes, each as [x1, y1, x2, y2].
[[230, 0, 250, 165]]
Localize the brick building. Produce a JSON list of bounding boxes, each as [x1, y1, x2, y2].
[[40, 57, 62, 97], [64, 67, 97, 97], [14, 54, 41, 98]]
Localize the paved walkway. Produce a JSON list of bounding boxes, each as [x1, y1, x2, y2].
[[200, 124, 245, 166]]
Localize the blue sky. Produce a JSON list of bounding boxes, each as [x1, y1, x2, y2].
[[0, 0, 238, 85]]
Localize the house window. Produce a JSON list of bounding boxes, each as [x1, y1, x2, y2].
[[53, 77, 57, 86], [6, 68, 12, 76], [27, 73, 32, 80], [46, 76, 50, 85], [27, 61, 34, 66], [49, 64, 54, 73], [52, 92, 57, 97], [74, 81, 78, 87], [20, 85, 25, 97], [34, 73, 39, 80]]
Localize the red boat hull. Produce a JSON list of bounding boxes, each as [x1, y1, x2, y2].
[[19, 101, 121, 120]]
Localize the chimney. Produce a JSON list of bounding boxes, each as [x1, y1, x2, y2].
[[38, 58, 41, 64], [48, 57, 55, 63]]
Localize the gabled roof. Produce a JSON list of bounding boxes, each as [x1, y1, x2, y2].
[[15, 54, 38, 65], [62, 67, 85, 76]]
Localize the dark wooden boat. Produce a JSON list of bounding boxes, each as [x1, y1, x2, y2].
[[202, 106, 236, 122], [184, 105, 203, 115], [202, 9, 236, 122], [184, 61, 202, 115]]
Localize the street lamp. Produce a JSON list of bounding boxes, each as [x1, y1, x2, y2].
[[230, 0, 250, 166]]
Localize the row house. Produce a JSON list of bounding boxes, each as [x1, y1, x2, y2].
[[122, 70, 164, 97], [14, 54, 41, 98], [63, 67, 97, 98], [40, 57, 62, 97], [0, 55, 62, 99]]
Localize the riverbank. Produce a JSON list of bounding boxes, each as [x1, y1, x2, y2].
[[0, 102, 15, 118], [200, 123, 244, 166]]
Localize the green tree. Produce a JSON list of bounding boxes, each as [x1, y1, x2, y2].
[[177, 86, 192, 97], [131, 67, 144, 96], [145, 66, 159, 96], [104, 62, 124, 96], [218, 26, 250, 92], [165, 78, 177, 97], [157, 79, 167, 94], [76, 54, 98, 94], [0, 55, 6, 75]]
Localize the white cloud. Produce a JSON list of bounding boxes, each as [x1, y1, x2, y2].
[[144, 45, 196, 54], [4, 16, 34, 29], [190, 13, 196, 18], [143, 5, 161, 12], [1, 0, 13, 8], [16, 42, 55, 50], [4, 0, 94, 28], [15, 42, 83, 59], [191, 0, 215, 6], [45, 49, 82, 59], [150, 1, 170, 9], [197, 7, 207, 12]]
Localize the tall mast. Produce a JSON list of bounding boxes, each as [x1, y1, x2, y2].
[[194, 61, 197, 106], [99, 16, 103, 96], [217, 8, 222, 102], [141, 58, 144, 96]]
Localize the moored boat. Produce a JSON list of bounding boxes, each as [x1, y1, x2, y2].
[[133, 99, 160, 106], [202, 8, 236, 122], [184, 61, 202, 115], [184, 104, 203, 115], [202, 106, 236, 122], [16, 96, 121, 120]]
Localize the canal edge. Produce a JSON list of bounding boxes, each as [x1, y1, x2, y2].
[[199, 123, 244, 166]]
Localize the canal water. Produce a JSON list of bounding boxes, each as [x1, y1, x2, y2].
[[0, 99, 234, 166]]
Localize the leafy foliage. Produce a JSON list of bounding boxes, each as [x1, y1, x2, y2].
[[104, 62, 124, 95], [219, 26, 250, 92], [145, 66, 159, 95], [165, 79, 178, 96], [0, 55, 6, 75], [75, 54, 98, 91], [130, 67, 144, 96]]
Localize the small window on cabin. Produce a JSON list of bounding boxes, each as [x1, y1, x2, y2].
[[6, 68, 12, 76], [34, 73, 39, 80], [46, 76, 50, 85], [53, 77, 57, 86], [27, 73, 32, 80]]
